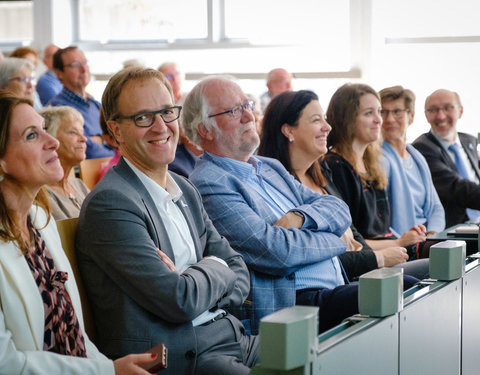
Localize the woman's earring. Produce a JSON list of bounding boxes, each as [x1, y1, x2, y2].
[[0, 173, 4, 182], [289, 138, 294, 143]]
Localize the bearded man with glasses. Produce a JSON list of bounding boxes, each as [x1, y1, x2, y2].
[[413, 88, 480, 227], [76, 67, 258, 375]]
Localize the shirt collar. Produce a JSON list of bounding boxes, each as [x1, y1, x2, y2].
[[124, 158, 182, 204], [204, 151, 262, 179], [431, 131, 460, 150]]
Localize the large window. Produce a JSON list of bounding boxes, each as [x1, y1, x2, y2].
[[78, 0, 208, 42], [0, 1, 32, 44]]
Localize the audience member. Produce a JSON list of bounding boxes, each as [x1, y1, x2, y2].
[[122, 58, 145, 69], [258, 89, 429, 280], [0, 57, 35, 102], [413, 89, 480, 226], [36, 44, 63, 105], [183, 76, 418, 335], [48, 46, 114, 159], [10, 46, 39, 67], [158, 61, 185, 104], [41, 106, 90, 219], [76, 68, 258, 375], [10, 46, 42, 109], [0, 90, 155, 375], [98, 108, 121, 179], [259, 68, 292, 112], [379, 85, 445, 238], [159, 62, 202, 177], [323, 83, 427, 258]]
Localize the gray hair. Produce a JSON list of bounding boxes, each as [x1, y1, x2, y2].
[[39, 106, 84, 137], [181, 76, 230, 148], [0, 57, 34, 89]]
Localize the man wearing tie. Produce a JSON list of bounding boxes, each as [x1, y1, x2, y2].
[[413, 89, 480, 227]]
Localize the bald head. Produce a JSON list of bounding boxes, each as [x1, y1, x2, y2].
[[43, 44, 59, 71], [266, 68, 292, 96]]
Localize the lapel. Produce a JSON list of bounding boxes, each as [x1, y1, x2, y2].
[[426, 131, 457, 170], [0, 206, 56, 350], [113, 158, 175, 262], [459, 133, 480, 179], [0, 239, 43, 349], [260, 161, 301, 205]]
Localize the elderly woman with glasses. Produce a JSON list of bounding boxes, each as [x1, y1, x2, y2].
[[379, 85, 445, 245], [39, 106, 90, 220], [0, 57, 36, 103]]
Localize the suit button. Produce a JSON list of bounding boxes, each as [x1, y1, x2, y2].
[[185, 350, 196, 359]]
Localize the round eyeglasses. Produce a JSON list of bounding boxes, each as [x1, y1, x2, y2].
[[115, 106, 182, 127]]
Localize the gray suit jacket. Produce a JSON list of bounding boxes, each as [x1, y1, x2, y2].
[[76, 158, 250, 375]]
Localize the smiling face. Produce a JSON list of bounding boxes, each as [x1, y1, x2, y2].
[[352, 93, 382, 148], [424, 89, 462, 142], [203, 79, 259, 162], [285, 100, 331, 161], [108, 78, 179, 178], [381, 98, 413, 143], [56, 119, 87, 166], [0, 104, 63, 191]]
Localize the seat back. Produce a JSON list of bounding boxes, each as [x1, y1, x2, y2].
[[56, 217, 96, 343], [78, 156, 112, 190]]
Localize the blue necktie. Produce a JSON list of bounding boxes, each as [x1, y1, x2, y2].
[[448, 143, 480, 221], [448, 143, 469, 179]]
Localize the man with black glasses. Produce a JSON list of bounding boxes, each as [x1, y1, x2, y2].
[[76, 67, 257, 375], [413, 89, 480, 226]]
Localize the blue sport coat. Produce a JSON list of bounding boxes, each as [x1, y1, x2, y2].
[[190, 152, 351, 334]]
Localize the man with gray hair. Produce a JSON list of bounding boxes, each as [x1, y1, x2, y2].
[[183, 76, 363, 335]]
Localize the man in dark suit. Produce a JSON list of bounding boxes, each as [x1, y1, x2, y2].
[[76, 67, 257, 375], [413, 89, 480, 227]]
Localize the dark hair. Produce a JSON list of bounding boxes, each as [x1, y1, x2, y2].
[[326, 83, 387, 189], [0, 90, 52, 253], [52, 45, 78, 72], [258, 90, 326, 187], [379, 85, 415, 112]]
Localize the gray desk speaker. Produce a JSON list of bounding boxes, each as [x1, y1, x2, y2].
[[257, 305, 318, 371], [358, 268, 403, 317], [429, 240, 466, 280]]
